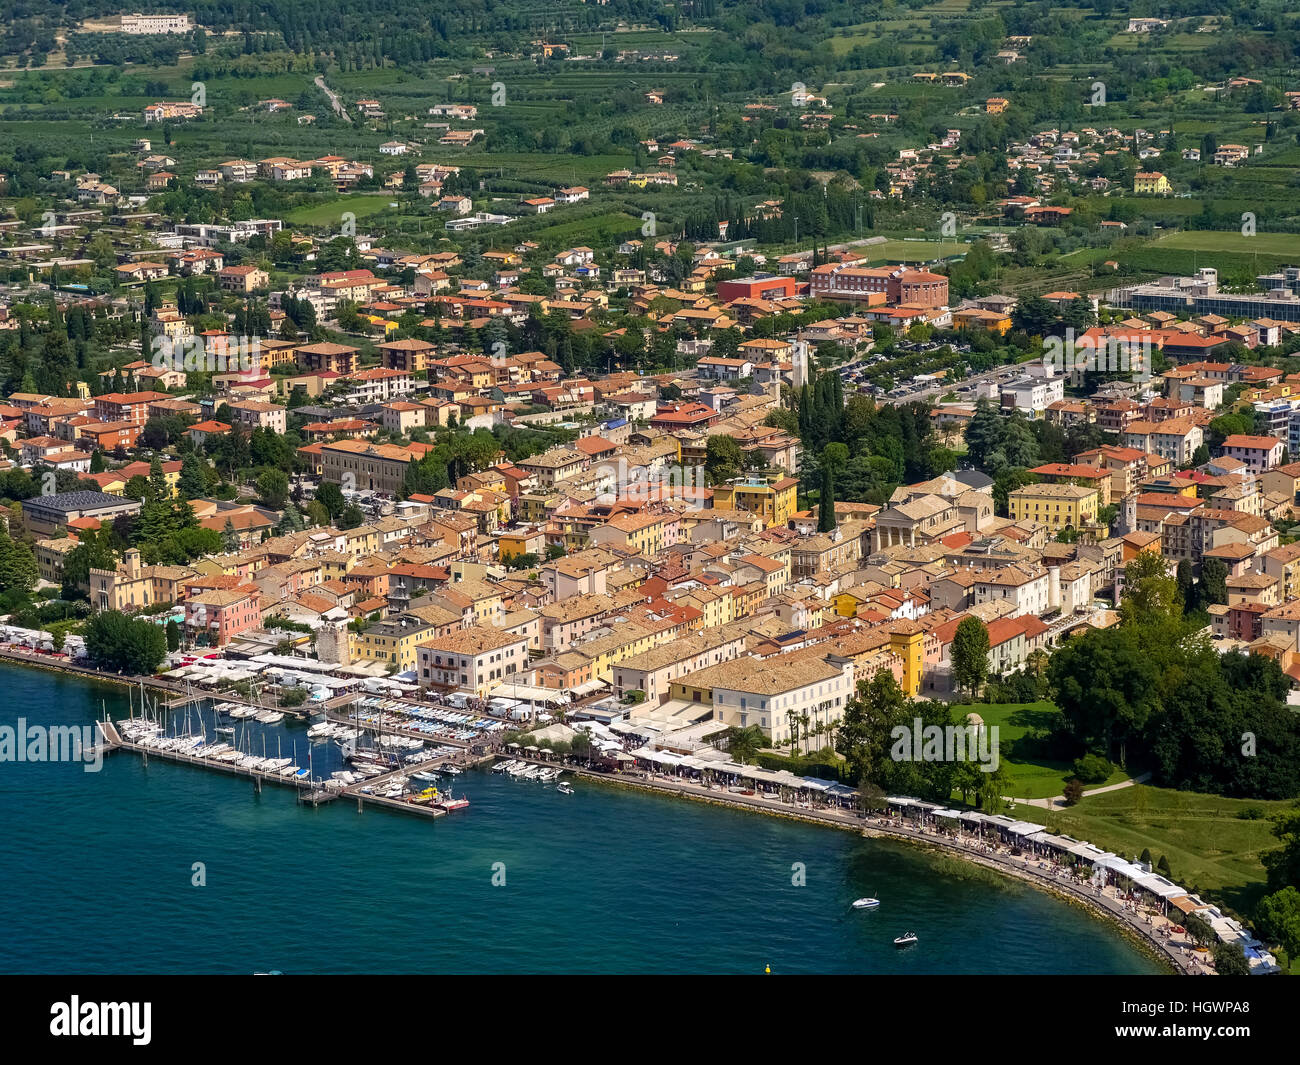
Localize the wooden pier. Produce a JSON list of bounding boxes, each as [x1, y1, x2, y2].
[[325, 710, 474, 751], [112, 728, 320, 792], [337, 748, 482, 819], [107, 720, 478, 820]]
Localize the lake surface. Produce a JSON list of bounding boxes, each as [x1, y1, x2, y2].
[[0, 663, 1162, 974]]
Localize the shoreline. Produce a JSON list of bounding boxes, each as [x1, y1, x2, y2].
[[1, 651, 1186, 973], [567, 767, 1188, 975]]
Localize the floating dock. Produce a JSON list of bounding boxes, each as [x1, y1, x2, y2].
[[107, 719, 473, 820]]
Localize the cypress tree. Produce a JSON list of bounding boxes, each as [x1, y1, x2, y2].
[[818, 465, 837, 532]]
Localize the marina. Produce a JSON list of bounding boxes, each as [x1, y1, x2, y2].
[[99, 685, 491, 820], [0, 660, 1167, 974]]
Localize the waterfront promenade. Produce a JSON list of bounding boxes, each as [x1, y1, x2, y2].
[[585, 764, 1202, 975], [0, 648, 1205, 972]]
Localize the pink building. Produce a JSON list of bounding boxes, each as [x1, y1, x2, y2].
[[184, 585, 262, 646]]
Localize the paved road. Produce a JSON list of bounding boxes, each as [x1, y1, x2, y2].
[[315, 75, 352, 123], [872, 363, 1020, 406]]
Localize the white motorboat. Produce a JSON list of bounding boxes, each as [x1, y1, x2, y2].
[[256, 710, 285, 725], [557, 782, 574, 795], [893, 932, 918, 947], [852, 898, 880, 910]]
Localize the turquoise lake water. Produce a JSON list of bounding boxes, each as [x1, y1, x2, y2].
[[0, 663, 1162, 974]]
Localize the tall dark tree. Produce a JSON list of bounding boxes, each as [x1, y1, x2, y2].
[[818, 464, 836, 532]]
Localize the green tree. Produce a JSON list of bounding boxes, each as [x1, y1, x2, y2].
[[83, 611, 168, 674], [1120, 551, 1181, 625], [818, 464, 837, 532], [704, 434, 744, 483], [165, 619, 181, 652], [964, 398, 1003, 472], [724, 725, 766, 764], [1211, 941, 1251, 976], [1263, 808, 1300, 892], [178, 453, 208, 500], [62, 528, 117, 599], [315, 481, 346, 517], [339, 502, 365, 530], [0, 536, 38, 594], [257, 469, 289, 509], [1255, 887, 1300, 971], [950, 617, 990, 700], [1176, 559, 1195, 613], [1199, 557, 1229, 607], [835, 669, 910, 786]]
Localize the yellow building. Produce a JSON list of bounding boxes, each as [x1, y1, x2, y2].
[[341, 525, 381, 559], [832, 588, 873, 618], [1031, 464, 1114, 507], [889, 621, 924, 698], [1007, 482, 1100, 531], [353, 618, 436, 672], [363, 315, 400, 334], [498, 528, 547, 563], [516, 491, 563, 524], [711, 476, 798, 529], [582, 624, 660, 684], [589, 512, 668, 556], [1134, 171, 1171, 195], [951, 308, 1013, 336], [678, 587, 736, 630]]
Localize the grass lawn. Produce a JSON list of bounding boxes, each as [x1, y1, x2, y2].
[[1005, 785, 1291, 917], [457, 151, 631, 182], [1151, 230, 1300, 255], [954, 700, 1129, 801], [862, 238, 967, 263], [285, 194, 396, 227]]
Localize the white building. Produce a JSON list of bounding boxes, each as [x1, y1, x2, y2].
[[971, 565, 1052, 618], [122, 13, 193, 34], [1000, 376, 1065, 416], [417, 627, 529, 698], [342, 368, 415, 405], [676, 653, 855, 751]]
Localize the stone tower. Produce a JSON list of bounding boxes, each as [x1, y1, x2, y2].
[[315, 607, 352, 666]]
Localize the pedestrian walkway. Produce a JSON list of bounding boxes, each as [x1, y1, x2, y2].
[[1018, 772, 1152, 810]]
